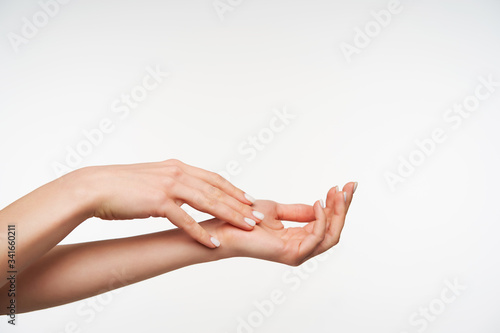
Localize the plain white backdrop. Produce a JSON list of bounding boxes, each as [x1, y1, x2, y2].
[[1, 0, 500, 332]]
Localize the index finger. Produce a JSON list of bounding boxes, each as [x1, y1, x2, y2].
[[176, 161, 254, 205], [162, 201, 220, 249]]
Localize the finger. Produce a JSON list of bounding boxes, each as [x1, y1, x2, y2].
[[297, 200, 327, 261], [302, 185, 345, 232], [161, 202, 219, 248], [325, 190, 348, 248], [312, 200, 328, 239], [308, 190, 348, 258], [176, 161, 255, 205], [179, 172, 262, 224], [174, 182, 257, 231], [342, 182, 357, 210], [276, 203, 315, 222], [325, 185, 339, 211]]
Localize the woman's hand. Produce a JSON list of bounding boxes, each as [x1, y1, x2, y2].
[[0, 181, 356, 312], [72, 159, 263, 248], [214, 183, 356, 265]]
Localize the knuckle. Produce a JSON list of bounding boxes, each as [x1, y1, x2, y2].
[[317, 232, 326, 243], [183, 215, 195, 228], [205, 184, 217, 195], [229, 210, 241, 224], [184, 219, 205, 240], [167, 165, 183, 178], [192, 192, 204, 206], [198, 192, 216, 208], [207, 185, 223, 200], [152, 190, 168, 205], [311, 234, 321, 244], [178, 215, 194, 231], [206, 196, 217, 208], [165, 158, 182, 166], [210, 172, 225, 187], [241, 204, 253, 217], [162, 176, 176, 188]]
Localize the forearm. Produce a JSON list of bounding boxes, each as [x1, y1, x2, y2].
[[0, 219, 231, 314], [0, 169, 95, 287]]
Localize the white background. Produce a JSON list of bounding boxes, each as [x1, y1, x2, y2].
[[1, 0, 500, 332]]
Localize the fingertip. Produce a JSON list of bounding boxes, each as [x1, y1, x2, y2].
[[244, 192, 256, 205], [332, 190, 347, 215], [244, 217, 256, 227], [314, 200, 326, 218], [342, 182, 357, 195], [240, 218, 255, 230], [326, 186, 338, 208], [312, 200, 328, 237], [252, 210, 265, 220], [210, 236, 221, 248]]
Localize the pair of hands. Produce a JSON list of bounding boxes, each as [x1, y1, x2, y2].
[[76, 159, 355, 265]]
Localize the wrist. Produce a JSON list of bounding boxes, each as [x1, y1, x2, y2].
[[198, 219, 239, 260], [57, 167, 100, 220]]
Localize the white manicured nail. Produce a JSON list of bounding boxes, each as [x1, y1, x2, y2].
[[343, 192, 347, 202], [244, 217, 256, 227], [244, 193, 256, 204], [252, 211, 265, 220], [353, 182, 358, 194], [319, 199, 325, 208], [335, 185, 339, 192], [210, 237, 220, 248]]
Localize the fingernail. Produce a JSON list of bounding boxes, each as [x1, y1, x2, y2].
[[335, 185, 339, 192], [244, 193, 256, 204], [210, 237, 221, 248], [252, 210, 265, 220], [343, 192, 347, 202], [319, 199, 325, 208], [353, 182, 358, 194], [244, 217, 256, 227]]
